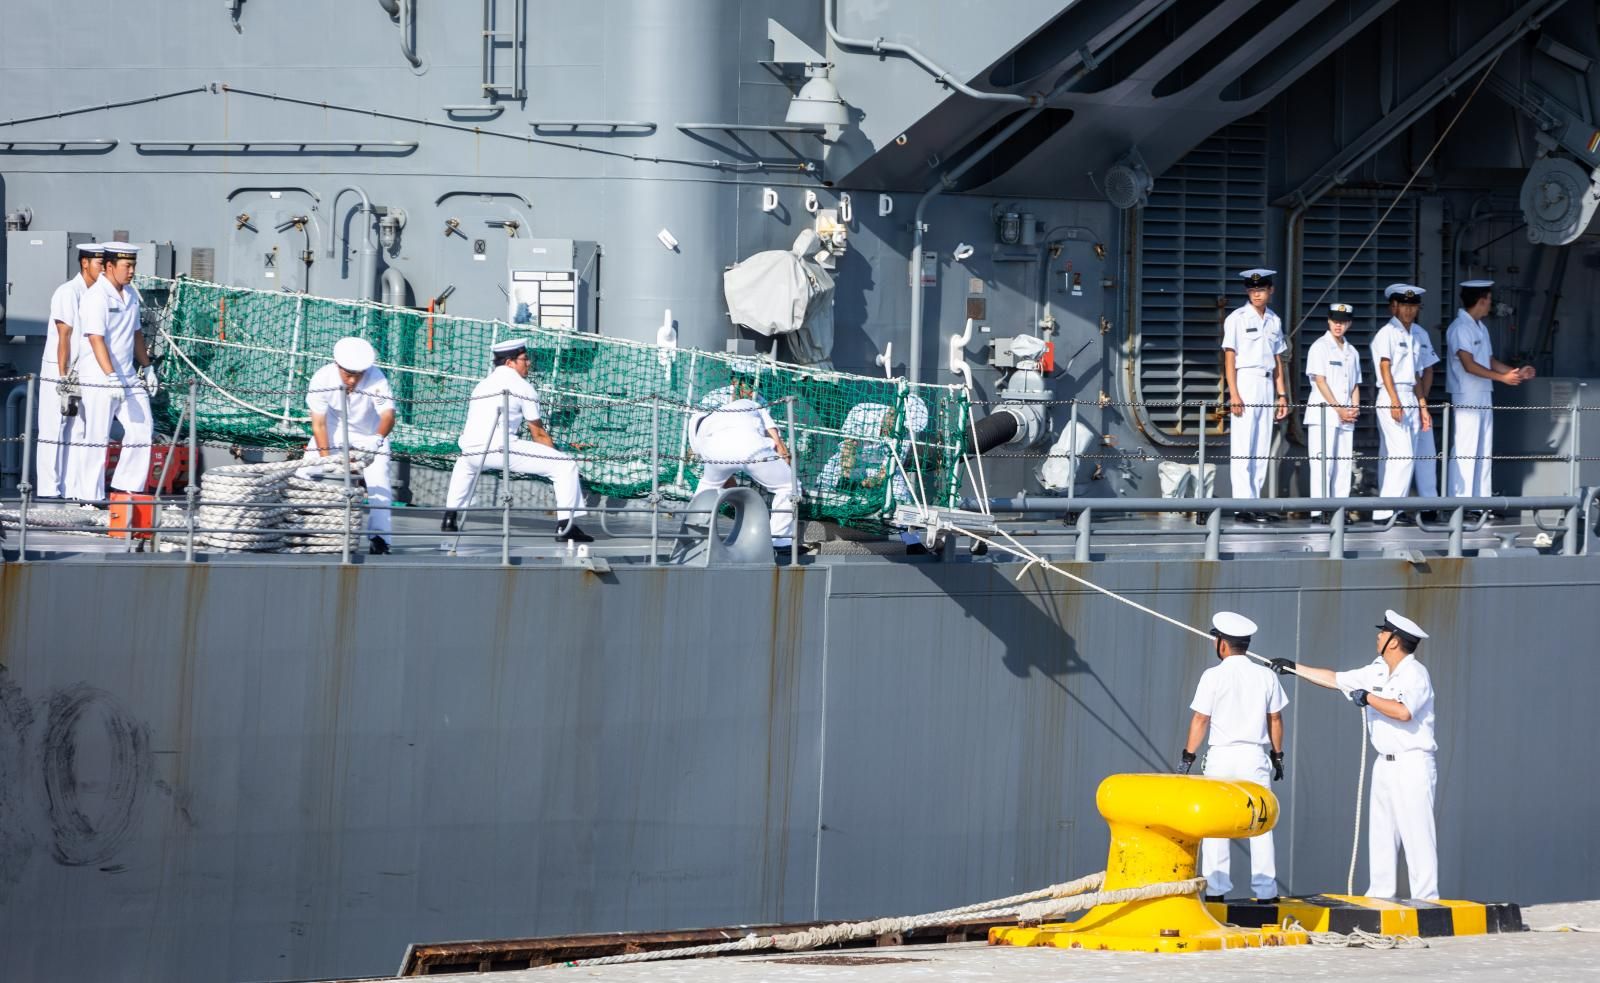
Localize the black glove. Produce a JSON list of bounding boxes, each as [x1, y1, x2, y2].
[[1270, 750, 1284, 781], [1270, 658, 1297, 676], [1350, 688, 1370, 706], [1178, 749, 1196, 775]]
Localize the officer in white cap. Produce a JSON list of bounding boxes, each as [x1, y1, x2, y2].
[[1271, 611, 1438, 899], [688, 366, 798, 552], [1179, 611, 1288, 902], [442, 338, 592, 542], [1221, 269, 1288, 520], [1370, 284, 1440, 521], [302, 337, 396, 554], [67, 242, 154, 504], [34, 243, 103, 499], [1446, 280, 1533, 503], [1304, 302, 1363, 519]]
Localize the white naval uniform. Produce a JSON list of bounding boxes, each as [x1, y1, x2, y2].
[[68, 277, 149, 501], [34, 274, 91, 498], [1408, 323, 1440, 498], [689, 397, 796, 543], [301, 363, 396, 536], [1222, 303, 1285, 498], [1445, 309, 1495, 497], [1334, 654, 1438, 899], [1304, 332, 1362, 505], [444, 364, 586, 521], [1190, 656, 1289, 898], [1370, 319, 1440, 518]]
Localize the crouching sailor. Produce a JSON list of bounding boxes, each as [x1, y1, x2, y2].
[[302, 337, 396, 555], [1180, 611, 1288, 902], [442, 338, 592, 543], [1272, 610, 1438, 899], [689, 375, 799, 553], [67, 242, 153, 504]]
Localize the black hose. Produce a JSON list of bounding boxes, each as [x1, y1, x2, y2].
[[968, 410, 1019, 455]]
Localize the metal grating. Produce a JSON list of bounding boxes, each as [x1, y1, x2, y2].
[[1135, 118, 1268, 435], [1296, 196, 1418, 453]]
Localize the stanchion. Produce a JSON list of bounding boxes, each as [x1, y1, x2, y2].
[[185, 381, 198, 562], [501, 389, 512, 567], [1195, 401, 1206, 499], [649, 396, 660, 566], [787, 397, 799, 566], [1069, 400, 1080, 500], [340, 385, 354, 565], [17, 375, 37, 562]]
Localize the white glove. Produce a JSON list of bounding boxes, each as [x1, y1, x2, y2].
[[140, 365, 159, 395]]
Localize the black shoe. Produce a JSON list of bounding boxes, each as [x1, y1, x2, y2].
[[440, 510, 459, 533], [1233, 511, 1256, 524], [368, 536, 390, 555], [906, 541, 931, 555], [1257, 511, 1280, 524], [1204, 894, 1225, 903], [1254, 896, 1280, 905], [556, 522, 594, 543], [1394, 512, 1416, 526], [1418, 510, 1441, 524]]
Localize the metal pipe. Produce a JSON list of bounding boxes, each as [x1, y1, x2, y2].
[[788, 397, 799, 566], [186, 381, 198, 563], [1569, 392, 1580, 497], [399, 0, 422, 70], [1329, 506, 1346, 559], [377, 0, 399, 16], [1068, 401, 1080, 500], [328, 185, 379, 301], [2, 384, 27, 485], [904, 4, 1171, 381], [1196, 402, 1206, 498], [501, 390, 512, 567], [17, 376, 36, 561], [1441, 403, 1452, 498], [825, 0, 1033, 106], [1448, 506, 1465, 557], [1204, 505, 1221, 561], [974, 494, 1582, 513], [1074, 508, 1091, 562], [381, 267, 407, 307], [650, 397, 660, 566]]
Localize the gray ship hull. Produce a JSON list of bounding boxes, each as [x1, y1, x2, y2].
[[1, 553, 1595, 981]]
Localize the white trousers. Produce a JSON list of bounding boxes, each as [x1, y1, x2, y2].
[[1200, 744, 1277, 898], [1447, 405, 1493, 497], [69, 379, 151, 501], [694, 435, 796, 542], [1367, 751, 1438, 900], [300, 434, 393, 535], [1228, 373, 1275, 499], [1306, 421, 1354, 508], [446, 438, 587, 522], [34, 375, 82, 499], [1374, 388, 1429, 519]]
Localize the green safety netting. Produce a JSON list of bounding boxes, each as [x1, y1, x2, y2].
[[139, 277, 972, 526]]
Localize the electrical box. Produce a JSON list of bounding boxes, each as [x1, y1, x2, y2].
[[506, 238, 600, 332], [134, 241, 176, 279], [3, 231, 96, 335]]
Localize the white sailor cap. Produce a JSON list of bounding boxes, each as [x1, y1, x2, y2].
[[1384, 283, 1426, 303], [492, 338, 529, 356], [1239, 268, 1276, 288], [332, 337, 376, 373], [1209, 611, 1258, 643], [1328, 302, 1355, 321], [100, 241, 139, 261], [76, 242, 106, 258], [1461, 279, 1494, 289], [1376, 609, 1428, 645]]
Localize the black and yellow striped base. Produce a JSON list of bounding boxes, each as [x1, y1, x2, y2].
[[1205, 895, 1522, 937]]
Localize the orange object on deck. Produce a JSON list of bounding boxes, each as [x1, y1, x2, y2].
[[219, 296, 227, 340], [108, 492, 156, 540]]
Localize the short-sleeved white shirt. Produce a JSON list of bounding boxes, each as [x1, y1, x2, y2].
[[1221, 303, 1286, 372], [1190, 656, 1289, 747], [1371, 318, 1426, 390], [458, 364, 543, 450], [1446, 309, 1494, 401], [42, 274, 92, 380], [1410, 323, 1440, 378], [1334, 654, 1437, 754], [75, 275, 141, 380], [1304, 332, 1363, 428], [305, 362, 394, 438]]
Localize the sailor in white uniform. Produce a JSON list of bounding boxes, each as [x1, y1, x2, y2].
[[1180, 611, 1288, 901], [35, 243, 103, 499], [1370, 284, 1440, 520], [1221, 269, 1289, 519], [689, 372, 798, 551], [1272, 611, 1438, 899], [302, 337, 397, 554], [67, 242, 154, 504], [1304, 302, 1362, 518], [1445, 280, 1533, 501], [442, 338, 592, 542]]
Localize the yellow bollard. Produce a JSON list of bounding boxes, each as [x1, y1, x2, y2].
[[990, 774, 1307, 952]]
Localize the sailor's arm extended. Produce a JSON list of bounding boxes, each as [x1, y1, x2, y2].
[[1183, 712, 1208, 756]]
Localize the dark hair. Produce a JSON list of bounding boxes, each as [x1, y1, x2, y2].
[[494, 348, 525, 367], [1460, 286, 1491, 310], [1392, 633, 1418, 655]]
